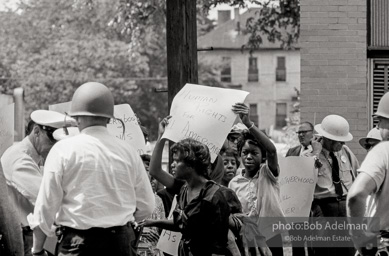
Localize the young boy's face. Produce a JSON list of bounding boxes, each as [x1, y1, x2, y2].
[[240, 140, 262, 173], [222, 155, 238, 183]]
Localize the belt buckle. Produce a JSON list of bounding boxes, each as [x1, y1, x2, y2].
[[336, 196, 343, 201]]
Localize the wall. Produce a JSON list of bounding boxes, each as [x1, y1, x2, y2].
[[300, 0, 368, 162]]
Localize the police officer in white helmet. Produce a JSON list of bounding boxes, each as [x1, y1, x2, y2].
[[310, 114, 359, 256], [28, 82, 155, 256], [347, 92, 389, 256]]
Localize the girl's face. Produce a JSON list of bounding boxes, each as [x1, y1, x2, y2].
[[222, 155, 238, 183], [240, 140, 262, 173], [172, 152, 189, 180]]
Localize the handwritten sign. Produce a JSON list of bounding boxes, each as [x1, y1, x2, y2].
[[107, 104, 146, 154], [0, 104, 14, 156], [278, 156, 317, 218], [162, 83, 249, 161], [156, 196, 182, 256], [49, 102, 146, 154]]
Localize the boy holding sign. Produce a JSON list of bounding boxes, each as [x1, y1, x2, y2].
[[228, 103, 285, 256]]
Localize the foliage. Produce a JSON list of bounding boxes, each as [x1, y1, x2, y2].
[[200, 0, 299, 50], [112, 0, 299, 51], [0, 0, 170, 140]]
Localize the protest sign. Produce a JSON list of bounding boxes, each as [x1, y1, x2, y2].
[[278, 156, 317, 218], [49, 102, 146, 154], [0, 103, 14, 156], [156, 196, 182, 256], [107, 104, 146, 154], [162, 83, 249, 161]]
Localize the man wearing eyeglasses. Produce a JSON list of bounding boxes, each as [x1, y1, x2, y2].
[[286, 122, 315, 157], [1, 110, 74, 256]]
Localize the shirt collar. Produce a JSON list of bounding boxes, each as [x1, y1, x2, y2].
[[236, 171, 259, 182], [81, 126, 109, 135]]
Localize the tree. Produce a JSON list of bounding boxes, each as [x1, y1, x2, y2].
[[0, 0, 170, 140], [113, 0, 300, 51]]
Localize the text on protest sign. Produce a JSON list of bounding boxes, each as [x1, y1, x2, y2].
[[162, 83, 249, 162], [107, 104, 146, 155], [0, 104, 14, 156], [156, 196, 182, 256], [278, 156, 317, 218]]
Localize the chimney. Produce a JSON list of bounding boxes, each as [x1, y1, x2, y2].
[[217, 10, 231, 25], [234, 8, 240, 33]]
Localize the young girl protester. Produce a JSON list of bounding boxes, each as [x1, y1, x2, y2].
[[140, 117, 231, 256], [228, 103, 286, 256], [220, 147, 240, 187]]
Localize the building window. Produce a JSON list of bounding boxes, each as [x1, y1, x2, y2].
[[221, 57, 231, 82], [249, 104, 258, 126], [276, 56, 286, 82], [276, 103, 287, 128], [248, 57, 259, 82]]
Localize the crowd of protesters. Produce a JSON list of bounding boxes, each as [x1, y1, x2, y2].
[[1, 81, 389, 256]]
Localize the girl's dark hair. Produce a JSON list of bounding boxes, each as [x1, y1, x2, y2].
[[237, 130, 267, 163], [221, 148, 240, 167], [171, 138, 211, 177]]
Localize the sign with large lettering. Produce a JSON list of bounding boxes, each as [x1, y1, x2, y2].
[[278, 156, 317, 218], [162, 83, 249, 162], [0, 103, 14, 156]]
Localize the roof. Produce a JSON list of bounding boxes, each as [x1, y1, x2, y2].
[[198, 8, 298, 50]]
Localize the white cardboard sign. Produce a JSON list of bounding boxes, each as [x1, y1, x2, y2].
[[278, 156, 317, 218], [162, 83, 249, 162], [0, 103, 14, 156], [156, 196, 182, 256]]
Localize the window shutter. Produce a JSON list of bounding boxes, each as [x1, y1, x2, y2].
[[372, 60, 389, 126]]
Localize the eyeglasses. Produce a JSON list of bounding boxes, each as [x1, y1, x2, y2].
[[296, 130, 313, 135], [39, 125, 57, 142]]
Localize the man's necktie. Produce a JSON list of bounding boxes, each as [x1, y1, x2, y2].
[[329, 152, 343, 197]]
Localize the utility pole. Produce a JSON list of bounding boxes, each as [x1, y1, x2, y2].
[[166, 0, 198, 110], [166, 0, 198, 170]]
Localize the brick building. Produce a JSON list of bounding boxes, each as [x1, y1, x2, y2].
[[198, 8, 300, 135], [300, 0, 389, 161]]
